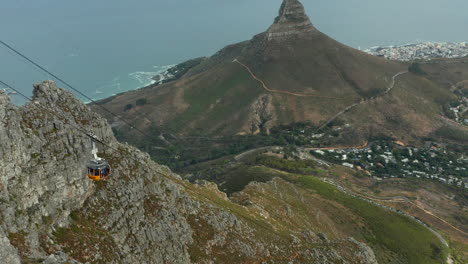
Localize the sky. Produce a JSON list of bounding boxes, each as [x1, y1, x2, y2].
[[1, 0, 467, 103]]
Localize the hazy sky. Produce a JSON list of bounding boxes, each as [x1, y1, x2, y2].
[[1, 0, 467, 101]]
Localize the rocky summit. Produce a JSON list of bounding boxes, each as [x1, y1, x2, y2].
[[267, 0, 319, 41]]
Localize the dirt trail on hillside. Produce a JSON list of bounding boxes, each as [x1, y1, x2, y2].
[[233, 59, 346, 99], [317, 70, 408, 130]]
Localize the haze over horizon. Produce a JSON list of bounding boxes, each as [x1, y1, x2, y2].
[[1, 0, 467, 103]]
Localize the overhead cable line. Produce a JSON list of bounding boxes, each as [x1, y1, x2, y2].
[[0, 40, 154, 140], [0, 79, 179, 183], [0, 79, 108, 146]]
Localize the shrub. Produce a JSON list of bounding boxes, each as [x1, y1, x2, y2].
[[136, 98, 147, 106], [123, 104, 133, 112], [408, 62, 425, 75], [435, 127, 468, 143]]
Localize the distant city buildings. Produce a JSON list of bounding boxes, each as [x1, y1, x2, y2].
[[312, 141, 468, 189], [364, 42, 468, 61], [364, 42, 468, 126]]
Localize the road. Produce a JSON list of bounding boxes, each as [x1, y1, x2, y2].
[[303, 141, 369, 151], [234, 146, 280, 161]]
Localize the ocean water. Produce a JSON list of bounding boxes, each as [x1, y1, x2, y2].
[[85, 65, 175, 103], [1, 0, 467, 104]]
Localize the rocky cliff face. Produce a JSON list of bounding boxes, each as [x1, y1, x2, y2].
[[267, 0, 319, 41], [0, 81, 112, 263], [1, 81, 379, 263]]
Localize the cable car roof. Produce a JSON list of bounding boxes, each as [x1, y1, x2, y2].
[[87, 159, 109, 170]]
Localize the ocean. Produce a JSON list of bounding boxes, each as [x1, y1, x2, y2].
[[1, 0, 467, 104]]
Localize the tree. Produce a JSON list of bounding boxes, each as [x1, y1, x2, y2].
[[408, 62, 425, 75]]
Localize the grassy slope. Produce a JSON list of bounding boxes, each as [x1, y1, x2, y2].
[[166, 65, 261, 133], [345, 72, 456, 143], [184, 153, 449, 263], [420, 58, 468, 89], [216, 165, 447, 263], [289, 174, 448, 264]]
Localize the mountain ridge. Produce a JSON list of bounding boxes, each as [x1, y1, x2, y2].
[[94, 0, 462, 147]]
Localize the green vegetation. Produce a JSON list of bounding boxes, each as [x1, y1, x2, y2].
[[181, 146, 450, 263], [186, 215, 216, 262], [270, 122, 364, 147], [157, 57, 205, 85], [136, 98, 147, 106], [435, 127, 468, 143], [283, 173, 448, 264], [136, 129, 282, 169], [166, 70, 257, 132], [249, 155, 319, 175], [8, 231, 29, 258], [122, 122, 363, 171], [312, 140, 468, 181], [189, 153, 449, 263], [461, 88, 468, 97], [123, 103, 133, 112], [449, 240, 468, 264], [183, 152, 326, 194], [409, 62, 426, 75], [217, 165, 284, 194], [53, 211, 120, 263]]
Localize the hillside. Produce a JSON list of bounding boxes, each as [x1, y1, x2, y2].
[[0, 82, 451, 263], [93, 0, 463, 146]]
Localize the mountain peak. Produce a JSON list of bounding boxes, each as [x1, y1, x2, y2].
[[267, 0, 318, 41]]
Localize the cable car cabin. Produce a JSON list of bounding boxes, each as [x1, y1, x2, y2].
[[87, 159, 111, 181]]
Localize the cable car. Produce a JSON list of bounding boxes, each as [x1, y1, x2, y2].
[[86, 136, 111, 181], [87, 159, 111, 181]]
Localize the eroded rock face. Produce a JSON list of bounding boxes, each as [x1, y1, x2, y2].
[[267, 0, 319, 41], [247, 94, 275, 134], [0, 81, 113, 263]]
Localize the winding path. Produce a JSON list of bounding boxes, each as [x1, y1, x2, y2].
[[233, 58, 410, 132], [233, 59, 345, 99], [317, 71, 408, 130]]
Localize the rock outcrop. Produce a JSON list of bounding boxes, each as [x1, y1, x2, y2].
[[0, 81, 379, 263], [247, 94, 275, 134], [267, 0, 319, 41]]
